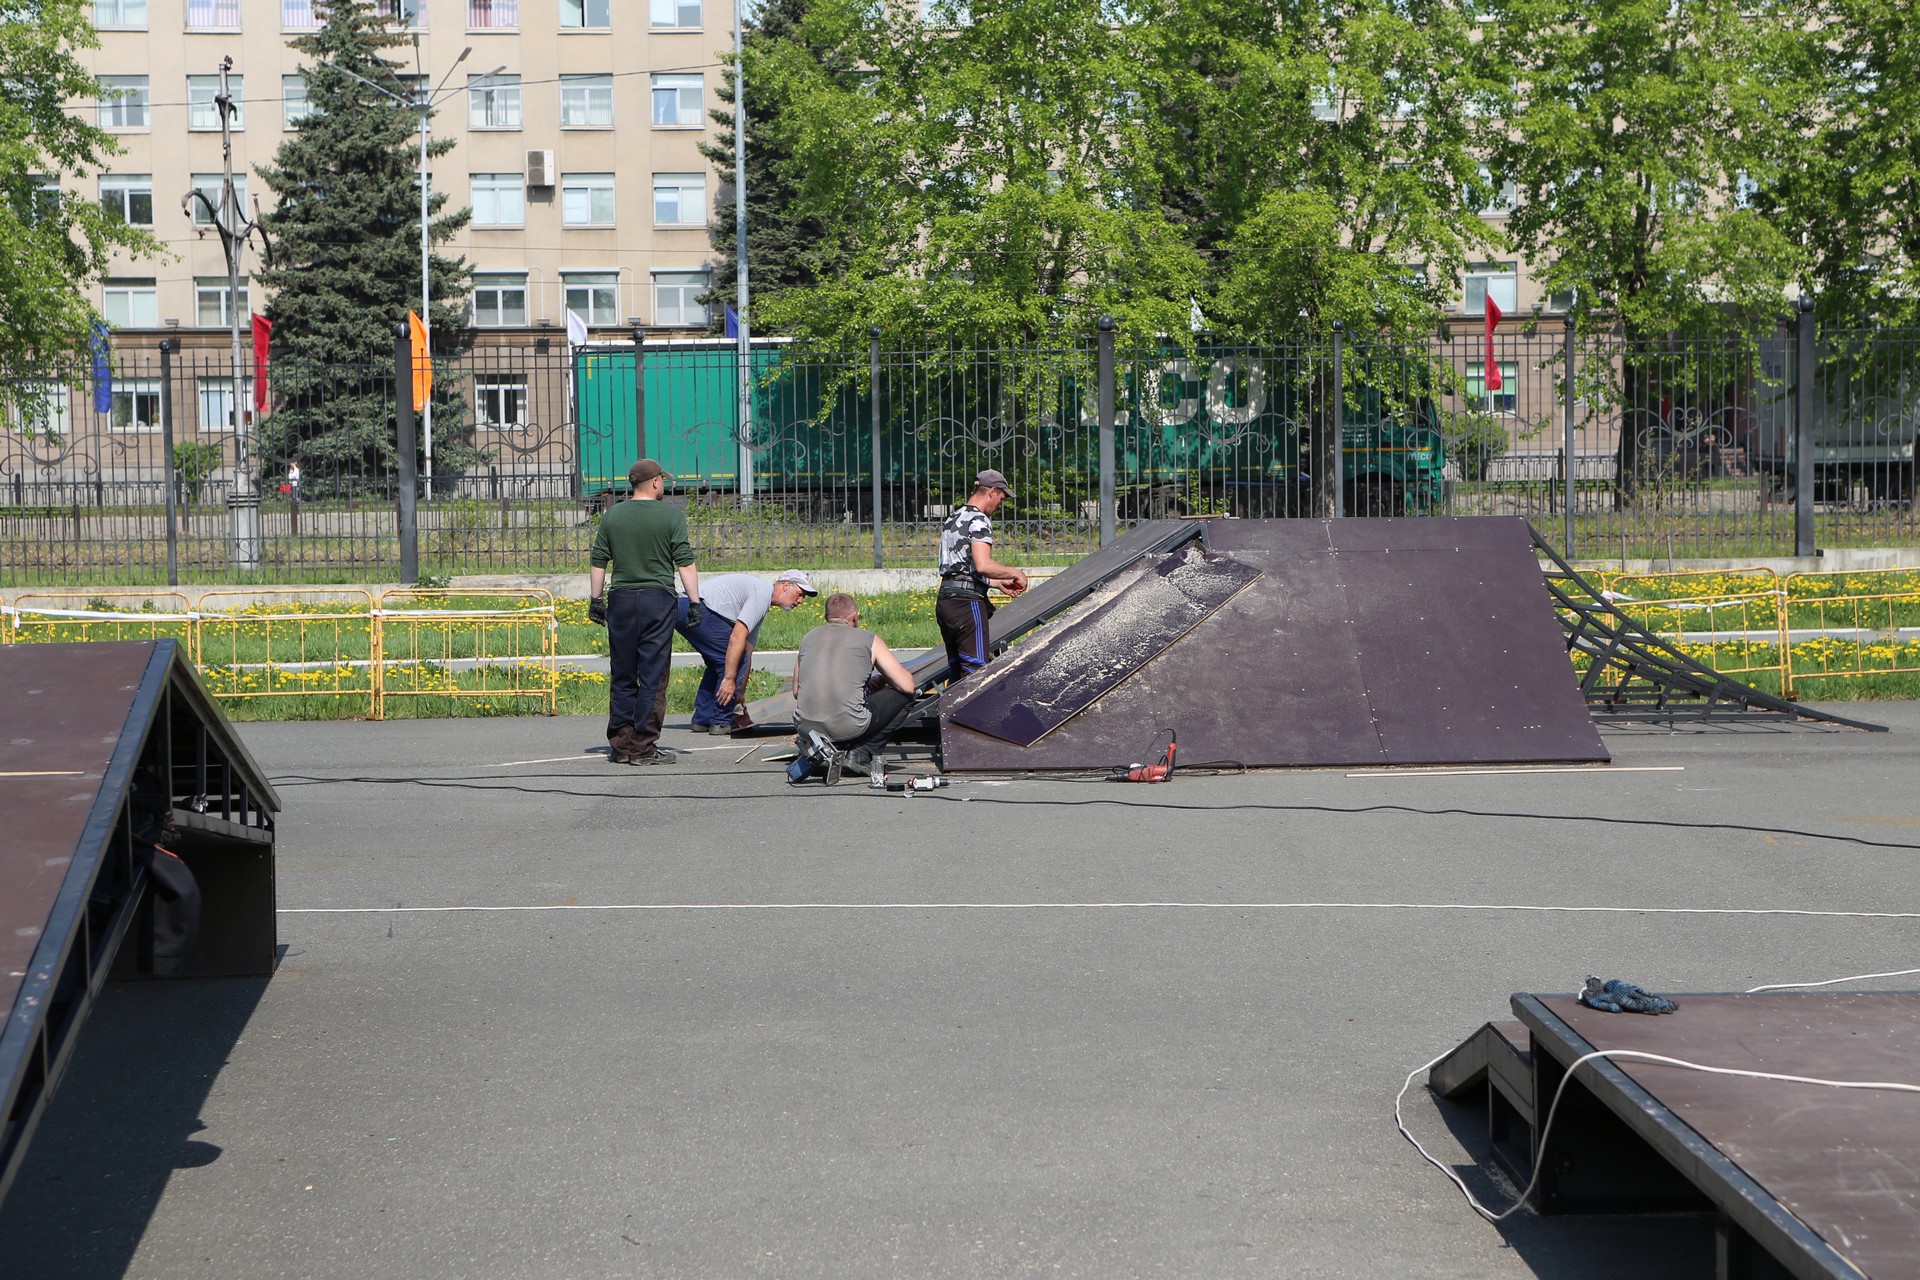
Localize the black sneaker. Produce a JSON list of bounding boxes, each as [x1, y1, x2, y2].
[[631, 748, 678, 766]]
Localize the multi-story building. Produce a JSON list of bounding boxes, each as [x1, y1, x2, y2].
[[71, 0, 727, 365]]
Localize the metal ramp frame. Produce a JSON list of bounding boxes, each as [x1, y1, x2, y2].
[[1528, 524, 1887, 732]]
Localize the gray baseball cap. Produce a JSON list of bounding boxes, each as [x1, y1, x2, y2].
[[975, 469, 1015, 499], [773, 569, 819, 596]]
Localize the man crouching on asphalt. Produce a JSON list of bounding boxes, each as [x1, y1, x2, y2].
[[676, 569, 818, 734], [588, 459, 702, 765], [791, 592, 918, 785]]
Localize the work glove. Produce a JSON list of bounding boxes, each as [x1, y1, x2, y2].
[[587, 596, 607, 627], [1580, 975, 1679, 1015], [684, 601, 704, 630]]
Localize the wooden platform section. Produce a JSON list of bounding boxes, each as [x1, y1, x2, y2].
[[1437, 991, 1920, 1279]]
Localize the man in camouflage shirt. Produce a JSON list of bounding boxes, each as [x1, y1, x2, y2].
[[935, 468, 1029, 685]]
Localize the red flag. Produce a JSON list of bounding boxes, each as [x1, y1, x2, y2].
[[1484, 296, 1503, 392], [251, 313, 272, 413]]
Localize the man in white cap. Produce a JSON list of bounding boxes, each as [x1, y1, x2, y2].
[[936, 469, 1028, 685], [675, 569, 818, 733]]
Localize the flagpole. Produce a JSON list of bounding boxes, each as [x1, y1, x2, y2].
[[733, 0, 753, 502]]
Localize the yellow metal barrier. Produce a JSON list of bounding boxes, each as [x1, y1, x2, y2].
[[1780, 572, 1920, 699], [194, 589, 378, 718], [1580, 568, 1790, 697], [3, 591, 199, 660], [373, 588, 557, 719]]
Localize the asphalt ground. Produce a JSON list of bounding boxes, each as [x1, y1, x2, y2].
[[4, 705, 1919, 1279]]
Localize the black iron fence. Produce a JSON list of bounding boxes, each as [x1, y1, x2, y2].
[[2, 318, 1915, 586]]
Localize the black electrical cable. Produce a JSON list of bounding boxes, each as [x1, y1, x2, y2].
[[265, 771, 1920, 853]]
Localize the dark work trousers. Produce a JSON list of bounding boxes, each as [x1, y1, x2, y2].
[[607, 586, 677, 754], [676, 597, 751, 728], [937, 593, 994, 686], [840, 686, 915, 757]]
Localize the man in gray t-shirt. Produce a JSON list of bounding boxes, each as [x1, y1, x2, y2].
[[676, 569, 818, 732], [792, 592, 918, 782]]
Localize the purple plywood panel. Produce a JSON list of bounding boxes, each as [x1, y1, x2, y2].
[[0, 642, 157, 1013], [940, 545, 1386, 770], [1323, 515, 1540, 555], [1342, 549, 1607, 764], [944, 549, 1262, 747]]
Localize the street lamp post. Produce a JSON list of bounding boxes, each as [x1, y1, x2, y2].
[[337, 46, 502, 501]]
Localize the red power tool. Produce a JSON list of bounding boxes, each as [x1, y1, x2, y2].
[[1110, 732, 1176, 783]]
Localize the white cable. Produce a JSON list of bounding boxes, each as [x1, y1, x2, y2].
[[1399, 1043, 1920, 1224], [1746, 966, 1920, 993]]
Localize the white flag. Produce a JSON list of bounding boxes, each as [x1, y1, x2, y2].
[[1189, 295, 1205, 333], [566, 310, 588, 349]]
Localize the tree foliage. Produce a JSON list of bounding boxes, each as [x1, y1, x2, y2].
[[698, 0, 862, 328], [254, 0, 473, 490], [0, 0, 160, 374]]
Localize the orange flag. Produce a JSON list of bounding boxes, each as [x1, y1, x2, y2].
[[407, 310, 432, 411]]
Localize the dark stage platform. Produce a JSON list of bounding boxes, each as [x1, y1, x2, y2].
[[0, 641, 278, 1208], [1433, 992, 1920, 1279], [940, 517, 1609, 770]]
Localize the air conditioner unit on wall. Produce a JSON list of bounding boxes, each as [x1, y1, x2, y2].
[[527, 150, 555, 188]]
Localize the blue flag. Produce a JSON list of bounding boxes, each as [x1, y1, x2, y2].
[[90, 322, 112, 414], [724, 306, 740, 339]]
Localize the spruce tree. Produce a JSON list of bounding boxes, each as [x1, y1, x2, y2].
[[698, 0, 859, 334], [254, 0, 472, 495]]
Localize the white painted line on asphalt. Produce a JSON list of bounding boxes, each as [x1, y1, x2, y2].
[[278, 900, 1920, 919], [488, 754, 601, 767], [1345, 766, 1685, 778]]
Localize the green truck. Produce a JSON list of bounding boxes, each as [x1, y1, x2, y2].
[[574, 340, 1445, 517]]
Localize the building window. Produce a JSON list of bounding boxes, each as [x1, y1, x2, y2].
[[185, 0, 241, 28], [282, 0, 320, 29], [110, 378, 163, 431], [190, 174, 247, 226], [653, 271, 708, 327], [471, 173, 526, 227], [562, 173, 615, 226], [1471, 166, 1516, 215], [563, 272, 619, 326], [383, 0, 426, 28], [652, 173, 706, 226], [472, 273, 528, 327], [559, 74, 613, 128], [560, 0, 611, 27], [469, 73, 521, 128], [1464, 263, 1517, 315], [651, 0, 701, 26], [195, 277, 249, 327], [98, 76, 150, 129], [474, 378, 528, 429], [10, 382, 72, 438], [188, 75, 243, 131], [469, 0, 519, 27], [103, 279, 158, 328], [197, 378, 254, 432], [1548, 286, 1577, 313], [94, 0, 147, 27], [26, 175, 62, 224], [1466, 360, 1518, 414], [651, 74, 702, 127], [284, 74, 314, 126], [99, 174, 154, 227]]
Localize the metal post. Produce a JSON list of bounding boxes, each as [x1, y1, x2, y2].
[[1096, 316, 1116, 545], [869, 326, 883, 569], [394, 323, 419, 582], [1794, 295, 1815, 558], [158, 340, 179, 588], [733, 0, 753, 503], [631, 326, 647, 467], [215, 58, 258, 568], [1563, 314, 1577, 558], [1331, 321, 1346, 518]]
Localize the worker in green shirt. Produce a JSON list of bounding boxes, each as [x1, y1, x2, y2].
[[588, 459, 702, 765]]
